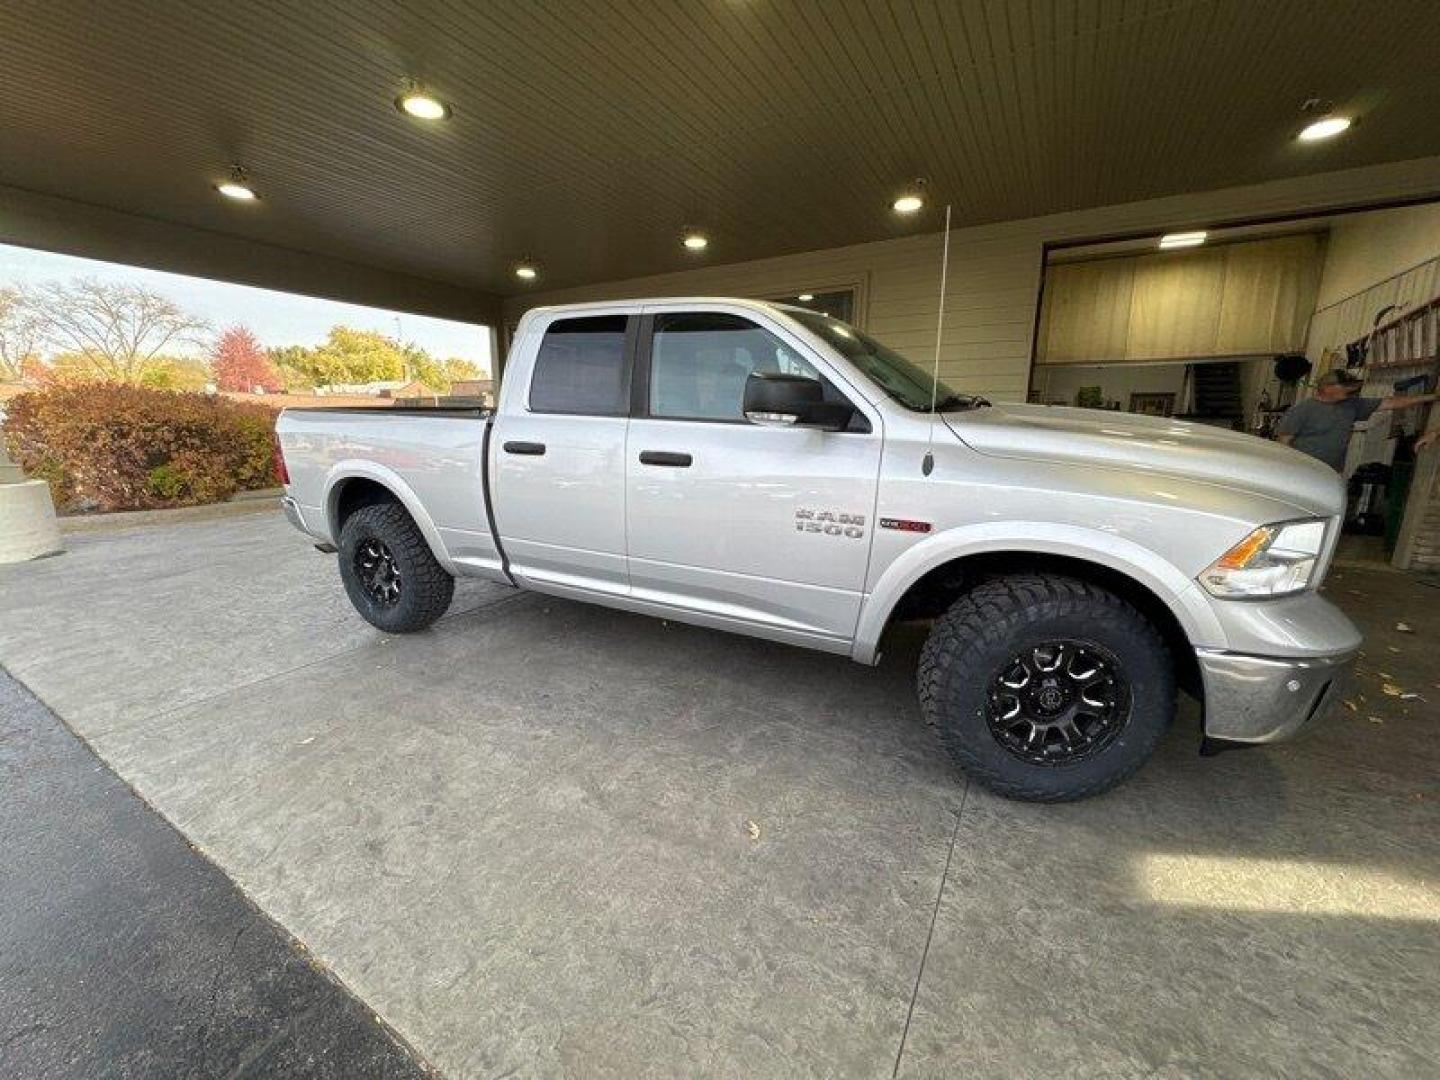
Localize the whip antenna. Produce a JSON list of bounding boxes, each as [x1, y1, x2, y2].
[[922, 203, 953, 476]]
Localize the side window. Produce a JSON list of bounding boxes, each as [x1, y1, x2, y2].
[[529, 315, 629, 415], [649, 312, 823, 421]]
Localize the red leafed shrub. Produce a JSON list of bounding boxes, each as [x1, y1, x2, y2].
[[2, 383, 276, 512]]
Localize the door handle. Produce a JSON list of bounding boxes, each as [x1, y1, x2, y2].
[[503, 441, 546, 456], [639, 451, 692, 467]]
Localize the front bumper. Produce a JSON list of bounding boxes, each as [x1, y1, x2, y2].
[[1196, 648, 1355, 743]]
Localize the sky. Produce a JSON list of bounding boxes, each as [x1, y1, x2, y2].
[[0, 243, 491, 372]]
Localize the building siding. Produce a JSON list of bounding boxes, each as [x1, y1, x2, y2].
[[503, 156, 1440, 403], [502, 227, 1044, 403]]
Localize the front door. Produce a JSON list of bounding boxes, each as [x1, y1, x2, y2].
[[625, 307, 882, 643]]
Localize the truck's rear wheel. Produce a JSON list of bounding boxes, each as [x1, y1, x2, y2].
[[917, 573, 1174, 802], [337, 502, 454, 633]]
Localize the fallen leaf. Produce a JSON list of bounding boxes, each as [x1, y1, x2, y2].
[[1396, 622, 1414, 633], [745, 819, 761, 841], [1379, 672, 1395, 680], [1401, 692, 1426, 701], [1387, 646, 1401, 653], [1368, 716, 1385, 724], [1382, 683, 1404, 697], [1343, 700, 1358, 713]]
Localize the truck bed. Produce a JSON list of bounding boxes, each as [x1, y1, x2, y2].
[[276, 406, 505, 580], [281, 405, 492, 418]]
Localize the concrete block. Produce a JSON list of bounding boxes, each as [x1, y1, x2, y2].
[[0, 479, 64, 562], [0, 441, 23, 484]]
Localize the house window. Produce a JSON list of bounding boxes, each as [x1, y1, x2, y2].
[[764, 288, 856, 323]]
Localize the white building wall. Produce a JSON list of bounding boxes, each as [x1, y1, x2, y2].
[[1313, 201, 1440, 310], [508, 228, 1041, 402], [503, 156, 1440, 403]]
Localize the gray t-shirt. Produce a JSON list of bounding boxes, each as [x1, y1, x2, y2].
[[1276, 396, 1381, 471]]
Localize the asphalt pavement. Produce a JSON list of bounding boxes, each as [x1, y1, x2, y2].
[[0, 670, 427, 1078]]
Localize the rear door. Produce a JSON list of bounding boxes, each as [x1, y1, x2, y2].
[[624, 305, 882, 644], [491, 312, 634, 595]]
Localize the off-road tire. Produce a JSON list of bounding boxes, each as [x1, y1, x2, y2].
[[917, 573, 1173, 802], [337, 502, 454, 633]]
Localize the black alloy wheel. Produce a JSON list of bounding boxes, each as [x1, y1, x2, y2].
[[354, 538, 403, 606], [986, 641, 1129, 765]]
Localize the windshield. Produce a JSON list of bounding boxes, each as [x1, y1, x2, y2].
[[785, 309, 970, 411]]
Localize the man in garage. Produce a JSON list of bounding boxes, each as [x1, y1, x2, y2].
[[1276, 369, 1437, 471]]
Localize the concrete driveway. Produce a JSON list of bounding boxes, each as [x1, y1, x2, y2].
[[2, 508, 1437, 1077]]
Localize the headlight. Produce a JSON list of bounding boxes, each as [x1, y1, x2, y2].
[[1200, 519, 1326, 598]]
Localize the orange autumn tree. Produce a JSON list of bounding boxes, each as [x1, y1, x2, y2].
[[211, 326, 280, 392]]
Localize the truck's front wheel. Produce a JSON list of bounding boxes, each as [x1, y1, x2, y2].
[[918, 574, 1174, 802], [337, 502, 454, 633]]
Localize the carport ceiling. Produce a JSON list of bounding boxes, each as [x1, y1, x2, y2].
[[3, 0, 1439, 296]]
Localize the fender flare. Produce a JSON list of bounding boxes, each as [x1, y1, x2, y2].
[[321, 460, 458, 575], [851, 521, 1224, 663]]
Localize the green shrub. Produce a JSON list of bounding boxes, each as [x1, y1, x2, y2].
[[2, 383, 277, 512], [146, 463, 188, 500]]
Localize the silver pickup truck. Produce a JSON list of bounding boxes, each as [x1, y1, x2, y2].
[[276, 298, 1359, 802]]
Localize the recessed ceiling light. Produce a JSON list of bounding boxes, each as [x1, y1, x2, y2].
[[797, 293, 814, 301], [215, 166, 257, 201], [682, 232, 709, 251], [396, 85, 451, 121], [892, 178, 928, 214], [1298, 116, 1351, 142], [1159, 231, 1207, 249], [514, 262, 538, 281]]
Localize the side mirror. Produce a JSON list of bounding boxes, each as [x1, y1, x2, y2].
[[743, 372, 854, 432]]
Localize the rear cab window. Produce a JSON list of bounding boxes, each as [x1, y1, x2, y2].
[[528, 315, 630, 415]]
